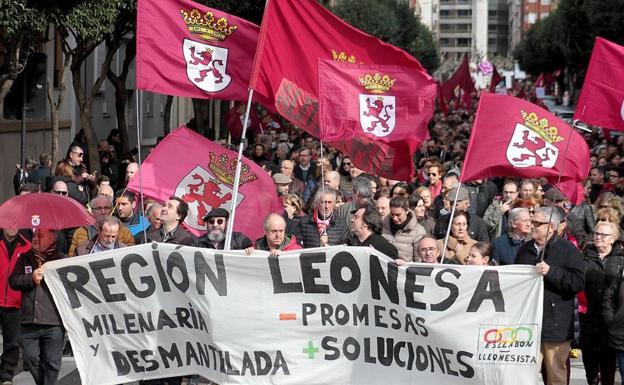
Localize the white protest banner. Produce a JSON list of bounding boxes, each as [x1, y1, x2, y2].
[[44, 243, 543, 385]]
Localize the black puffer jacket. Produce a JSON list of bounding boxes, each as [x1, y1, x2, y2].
[[603, 269, 624, 350], [580, 243, 624, 348], [295, 213, 350, 248], [516, 236, 586, 342]]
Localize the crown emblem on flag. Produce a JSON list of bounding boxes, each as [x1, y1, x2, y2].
[[208, 152, 257, 187], [332, 50, 358, 64], [521, 111, 564, 143], [359, 73, 396, 94], [180, 8, 238, 41]]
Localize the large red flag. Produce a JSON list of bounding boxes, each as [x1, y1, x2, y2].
[[574, 37, 624, 131], [462, 93, 590, 204], [249, 0, 434, 180], [136, 0, 258, 100], [441, 56, 475, 111], [318, 59, 435, 142], [126, 127, 283, 239]]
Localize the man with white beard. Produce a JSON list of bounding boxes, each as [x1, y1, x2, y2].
[[195, 208, 253, 250]]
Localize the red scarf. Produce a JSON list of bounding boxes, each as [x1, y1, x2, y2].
[[313, 210, 332, 236]]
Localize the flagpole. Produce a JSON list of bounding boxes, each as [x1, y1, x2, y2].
[[224, 88, 254, 250], [538, 123, 577, 261], [439, 181, 462, 264], [136, 89, 148, 243]]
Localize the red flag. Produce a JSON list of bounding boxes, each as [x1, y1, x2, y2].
[[224, 102, 261, 141], [462, 93, 590, 204], [489, 65, 503, 93], [437, 81, 449, 114], [126, 127, 283, 239], [535, 73, 545, 88], [574, 37, 624, 131], [136, 0, 258, 100], [318, 59, 435, 142], [248, 0, 433, 180], [441, 56, 475, 111]]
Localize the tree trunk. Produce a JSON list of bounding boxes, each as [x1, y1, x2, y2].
[[0, 40, 24, 120], [46, 50, 70, 166], [0, 79, 13, 120], [106, 36, 135, 154], [163, 95, 173, 135]]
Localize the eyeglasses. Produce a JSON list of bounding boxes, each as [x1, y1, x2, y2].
[[342, 162, 352, 166], [93, 206, 112, 211], [72, 151, 84, 157], [528, 209, 535, 214], [53, 190, 68, 196], [418, 247, 437, 253], [207, 218, 225, 225], [531, 220, 549, 227], [593, 231, 613, 238], [428, 173, 438, 176]]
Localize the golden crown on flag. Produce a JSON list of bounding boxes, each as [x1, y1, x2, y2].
[[521, 111, 564, 143], [180, 8, 238, 42], [208, 152, 257, 187], [359, 73, 396, 94], [332, 50, 358, 64]]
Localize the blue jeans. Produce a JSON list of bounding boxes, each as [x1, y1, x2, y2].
[[617, 350, 624, 384], [20, 324, 64, 385]]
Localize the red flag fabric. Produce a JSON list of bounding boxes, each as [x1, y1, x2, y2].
[[248, 0, 433, 180], [574, 37, 624, 131], [489, 65, 503, 93], [441, 56, 476, 111], [437, 81, 449, 114], [224, 102, 261, 141], [126, 127, 283, 239], [462, 93, 590, 204], [136, 0, 258, 100], [318, 59, 435, 142]]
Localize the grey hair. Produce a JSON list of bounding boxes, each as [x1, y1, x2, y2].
[[276, 143, 290, 153], [91, 194, 113, 208], [263, 213, 286, 232], [97, 215, 121, 231], [314, 187, 339, 208], [534, 207, 562, 227], [352, 175, 374, 199], [146, 203, 163, 217], [509, 207, 529, 224]]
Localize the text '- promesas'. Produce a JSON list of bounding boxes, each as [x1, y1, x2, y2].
[[55, 246, 507, 313]]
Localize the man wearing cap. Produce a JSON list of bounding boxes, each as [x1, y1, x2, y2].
[[272, 173, 291, 196], [434, 186, 490, 241], [146, 197, 195, 246], [248, 213, 302, 256], [348, 203, 398, 258], [195, 208, 252, 250], [543, 187, 588, 246]]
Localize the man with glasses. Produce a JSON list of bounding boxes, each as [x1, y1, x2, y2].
[[516, 207, 586, 385], [68, 195, 135, 256], [195, 208, 252, 250], [65, 144, 96, 197], [426, 161, 443, 199], [394, 235, 454, 265], [50, 181, 68, 196], [279, 160, 304, 196]]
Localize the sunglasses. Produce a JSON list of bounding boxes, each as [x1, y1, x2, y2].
[[207, 218, 225, 225], [428, 173, 438, 176], [342, 162, 352, 166], [53, 190, 68, 196], [531, 220, 549, 227]]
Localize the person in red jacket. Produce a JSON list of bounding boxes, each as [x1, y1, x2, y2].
[[0, 227, 31, 385], [249, 213, 302, 256]]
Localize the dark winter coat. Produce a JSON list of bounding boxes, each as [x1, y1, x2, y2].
[[603, 271, 624, 350], [516, 236, 586, 342], [580, 243, 624, 348], [195, 232, 252, 250], [9, 249, 67, 325], [295, 213, 350, 248]]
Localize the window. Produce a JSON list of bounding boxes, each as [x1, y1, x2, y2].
[[457, 23, 471, 31], [440, 9, 450, 17], [457, 38, 471, 46], [525, 12, 537, 24], [540, 12, 549, 19], [457, 9, 472, 17], [541, 0, 551, 4], [440, 38, 450, 46]]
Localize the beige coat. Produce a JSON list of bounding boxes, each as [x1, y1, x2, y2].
[[382, 212, 427, 262], [437, 235, 477, 265]]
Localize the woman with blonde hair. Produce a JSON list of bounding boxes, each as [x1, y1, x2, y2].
[[45, 161, 88, 205]]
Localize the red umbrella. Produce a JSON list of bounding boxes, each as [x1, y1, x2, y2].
[[0, 193, 95, 230]]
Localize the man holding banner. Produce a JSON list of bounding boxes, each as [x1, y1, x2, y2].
[[516, 207, 585, 385]]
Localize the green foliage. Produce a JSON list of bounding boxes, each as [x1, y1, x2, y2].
[[49, 0, 122, 42], [514, 0, 624, 76], [330, 0, 439, 72], [0, 0, 45, 39]]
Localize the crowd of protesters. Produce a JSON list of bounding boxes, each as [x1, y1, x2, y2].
[[4, 95, 624, 385]]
